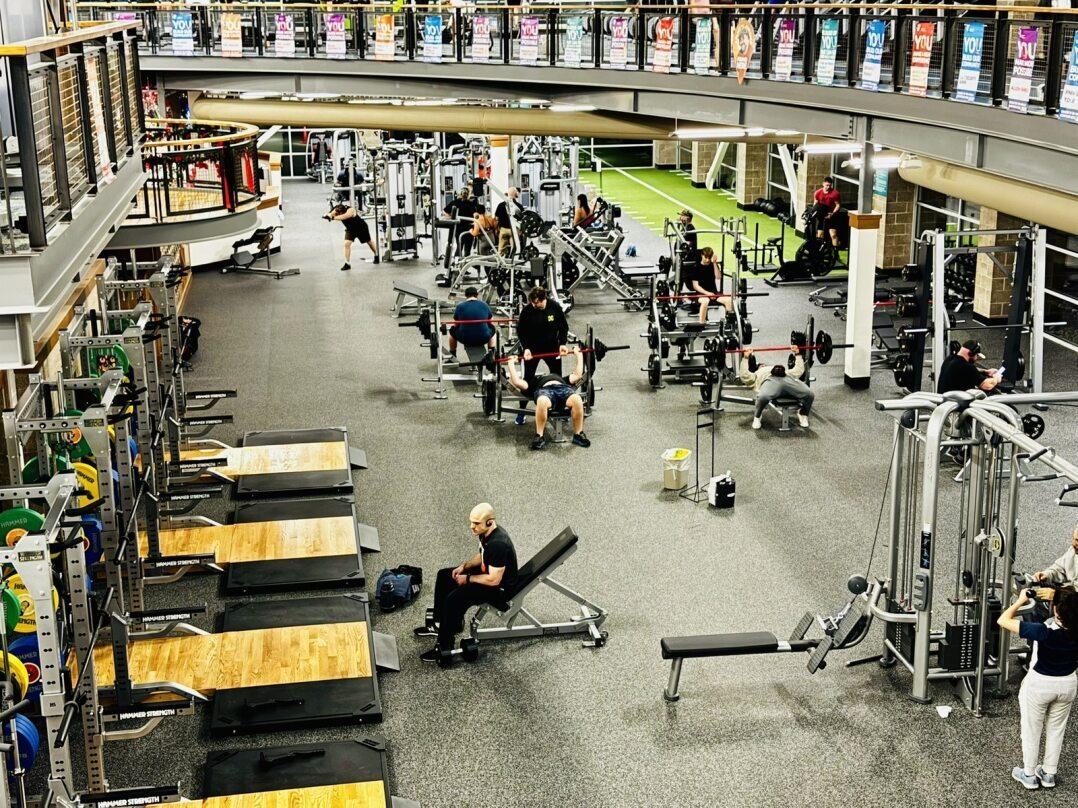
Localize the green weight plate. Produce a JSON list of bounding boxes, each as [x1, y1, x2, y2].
[[86, 345, 130, 377], [0, 508, 44, 550], [0, 589, 20, 636], [46, 409, 92, 461], [20, 454, 71, 484]]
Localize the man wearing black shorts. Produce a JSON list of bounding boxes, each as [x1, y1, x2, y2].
[[416, 503, 519, 666], [507, 345, 590, 450], [325, 204, 379, 270]]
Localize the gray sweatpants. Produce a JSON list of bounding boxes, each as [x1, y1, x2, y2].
[[1019, 668, 1077, 775], [754, 377, 814, 418]]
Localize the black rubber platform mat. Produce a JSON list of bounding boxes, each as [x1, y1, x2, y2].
[[222, 554, 364, 595], [233, 470, 353, 500], [209, 677, 381, 736], [230, 497, 355, 524], [240, 427, 347, 447], [218, 594, 368, 632], [203, 738, 389, 797]]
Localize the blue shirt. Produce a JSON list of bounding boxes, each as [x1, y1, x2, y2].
[[452, 299, 494, 347], [1020, 620, 1078, 677]]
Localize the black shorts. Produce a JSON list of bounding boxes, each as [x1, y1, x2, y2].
[[344, 219, 371, 243]]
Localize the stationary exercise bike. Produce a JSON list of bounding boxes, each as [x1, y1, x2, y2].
[[766, 206, 846, 286]]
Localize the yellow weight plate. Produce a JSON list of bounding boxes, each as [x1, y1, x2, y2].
[[70, 462, 100, 508], [1, 652, 28, 699], [5, 575, 60, 635]]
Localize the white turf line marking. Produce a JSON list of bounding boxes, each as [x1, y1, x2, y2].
[[603, 165, 760, 248]]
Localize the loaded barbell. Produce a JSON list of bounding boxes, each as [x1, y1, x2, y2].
[[720, 330, 849, 365]]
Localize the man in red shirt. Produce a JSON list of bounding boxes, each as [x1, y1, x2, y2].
[[812, 176, 843, 247]]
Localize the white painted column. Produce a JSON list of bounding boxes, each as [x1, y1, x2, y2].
[[488, 134, 511, 203], [843, 212, 881, 389]]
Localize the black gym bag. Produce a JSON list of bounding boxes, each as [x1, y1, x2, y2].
[[376, 565, 423, 611], [180, 316, 202, 361]]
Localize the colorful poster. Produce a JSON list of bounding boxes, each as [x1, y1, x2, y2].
[[610, 16, 629, 69], [564, 16, 585, 68], [171, 11, 194, 56], [954, 22, 984, 103], [221, 12, 243, 58], [1007, 26, 1039, 113], [84, 57, 114, 184], [860, 19, 887, 91], [275, 13, 295, 57], [1060, 32, 1078, 122], [112, 11, 136, 21], [652, 17, 674, 74], [519, 15, 540, 65], [472, 15, 491, 63], [423, 15, 443, 63], [692, 18, 712, 74], [774, 17, 796, 81], [732, 18, 755, 85], [816, 18, 839, 86], [326, 13, 347, 58], [374, 13, 395, 60], [908, 21, 935, 96]]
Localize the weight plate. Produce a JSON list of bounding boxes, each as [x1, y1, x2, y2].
[[815, 330, 833, 365], [482, 379, 497, 416], [0, 588, 22, 636], [647, 355, 662, 388], [5, 712, 38, 774], [647, 324, 659, 350], [0, 508, 44, 553], [660, 339, 670, 359], [9, 635, 42, 700], [1021, 413, 1045, 440], [86, 345, 130, 378], [1, 652, 28, 700], [741, 319, 752, 346], [20, 454, 71, 484], [1016, 350, 1026, 381], [949, 340, 961, 356], [71, 462, 100, 508], [46, 409, 92, 461], [4, 575, 59, 634]]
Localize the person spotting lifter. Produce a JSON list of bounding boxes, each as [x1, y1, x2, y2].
[[446, 287, 496, 358], [415, 503, 518, 667], [998, 588, 1078, 790], [514, 287, 569, 425], [739, 348, 814, 430], [507, 345, 590, 451], [325, 204, 379, 270]]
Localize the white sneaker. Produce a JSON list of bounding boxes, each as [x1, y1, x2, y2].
[[751, 417, 762, 430], [798, 413, 810, 428]]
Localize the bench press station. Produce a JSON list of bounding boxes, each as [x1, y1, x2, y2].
[[430, 527, 608, 664]]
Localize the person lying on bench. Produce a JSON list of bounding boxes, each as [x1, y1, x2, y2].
[[416, 503, 518, 666], [739, 347, 813, 430], [506, 346, 590, 451], [690, 247, 732, 325], [447, 287, 496, 358]]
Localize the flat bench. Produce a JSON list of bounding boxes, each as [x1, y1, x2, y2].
[[769, 396, 804, 431]]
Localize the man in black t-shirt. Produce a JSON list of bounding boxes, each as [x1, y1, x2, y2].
[[495, 187, 523, 256], [324, 204, 379, 270], [417, 503, 519, 665], [444, 187, 478, 258], [677, 209, 699, 294], [937, 340, 1000, 394], [514, 287, 570, 424]]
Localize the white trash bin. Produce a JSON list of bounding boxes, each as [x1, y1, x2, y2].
[[661, 448, 692, 490]]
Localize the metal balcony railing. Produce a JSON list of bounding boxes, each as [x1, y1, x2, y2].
[[73, 3, 1078, 125], [0, 21, 144, 254], [132, 118, 261, 224]]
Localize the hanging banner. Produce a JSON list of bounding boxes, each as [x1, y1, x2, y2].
[[954, 21, 984, 103], [860, 19, 886, 91], [422, 15, 443, 63], [907, 21, 935, 97], [472, 15, 491, 63], [1060, 31, 1078, 122], [274, 13, 295, 57], [112, 11, 136, 21], [1007, 26, 1039, 113], [774, 17, 796, 81], [374, 13, 395, 61], [519, 15, 540, 65], [652, 17, 675, 74], [732, 18, 756, 85], [84, 57, 114, 185], [816, 18, 839, 86], [221, 12, 243, 58], [564, 16, 585, 68], [692, 17, 712, 75], [171, 11, 194, 56], [610, 15, 629, 69], [326, 13, 347, 58]]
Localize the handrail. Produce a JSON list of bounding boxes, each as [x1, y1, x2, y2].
[[0, 19, 138, 56], [143, 117, 260, 150]]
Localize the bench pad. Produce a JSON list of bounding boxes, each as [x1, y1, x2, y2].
[[661, 631, 779, 660]]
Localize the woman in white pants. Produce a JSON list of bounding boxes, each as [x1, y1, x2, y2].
[[998, 588, 1078, 790]]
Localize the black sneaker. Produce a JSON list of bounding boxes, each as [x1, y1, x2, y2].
[[572, 432, 591, 448], [413, 625, 437, 638], [530, 435, 548, 451], [372, 255, 380, 264], [340, 263, 351, 271], [419, 648, 443, 664]]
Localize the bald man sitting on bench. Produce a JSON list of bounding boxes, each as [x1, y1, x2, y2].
[[415, 503, 518, 667]]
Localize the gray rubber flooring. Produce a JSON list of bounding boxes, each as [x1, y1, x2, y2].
[[98, 179, 1078, 807]]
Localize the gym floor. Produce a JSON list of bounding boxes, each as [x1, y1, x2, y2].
[[102, 179, 1078, 806]]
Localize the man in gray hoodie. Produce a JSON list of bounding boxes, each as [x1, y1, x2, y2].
[[739, 347, 814, 430]]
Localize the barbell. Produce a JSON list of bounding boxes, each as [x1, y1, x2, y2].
[[722, 330, 848, 365]]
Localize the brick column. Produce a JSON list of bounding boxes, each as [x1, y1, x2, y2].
[[796, 153, 831, 217], [872, 170, 917, 270], [973, 207, 1025, 321], [735, 143, 769, 207], [690, 141, 718, 187], [653, 140, 678, 168]]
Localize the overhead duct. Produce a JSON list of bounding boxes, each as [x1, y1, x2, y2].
[[898, 156, 1078, 234]]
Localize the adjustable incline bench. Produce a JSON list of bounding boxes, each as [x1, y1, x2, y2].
[[438, 527, 609, 663], [659, 582, 877, 702]]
